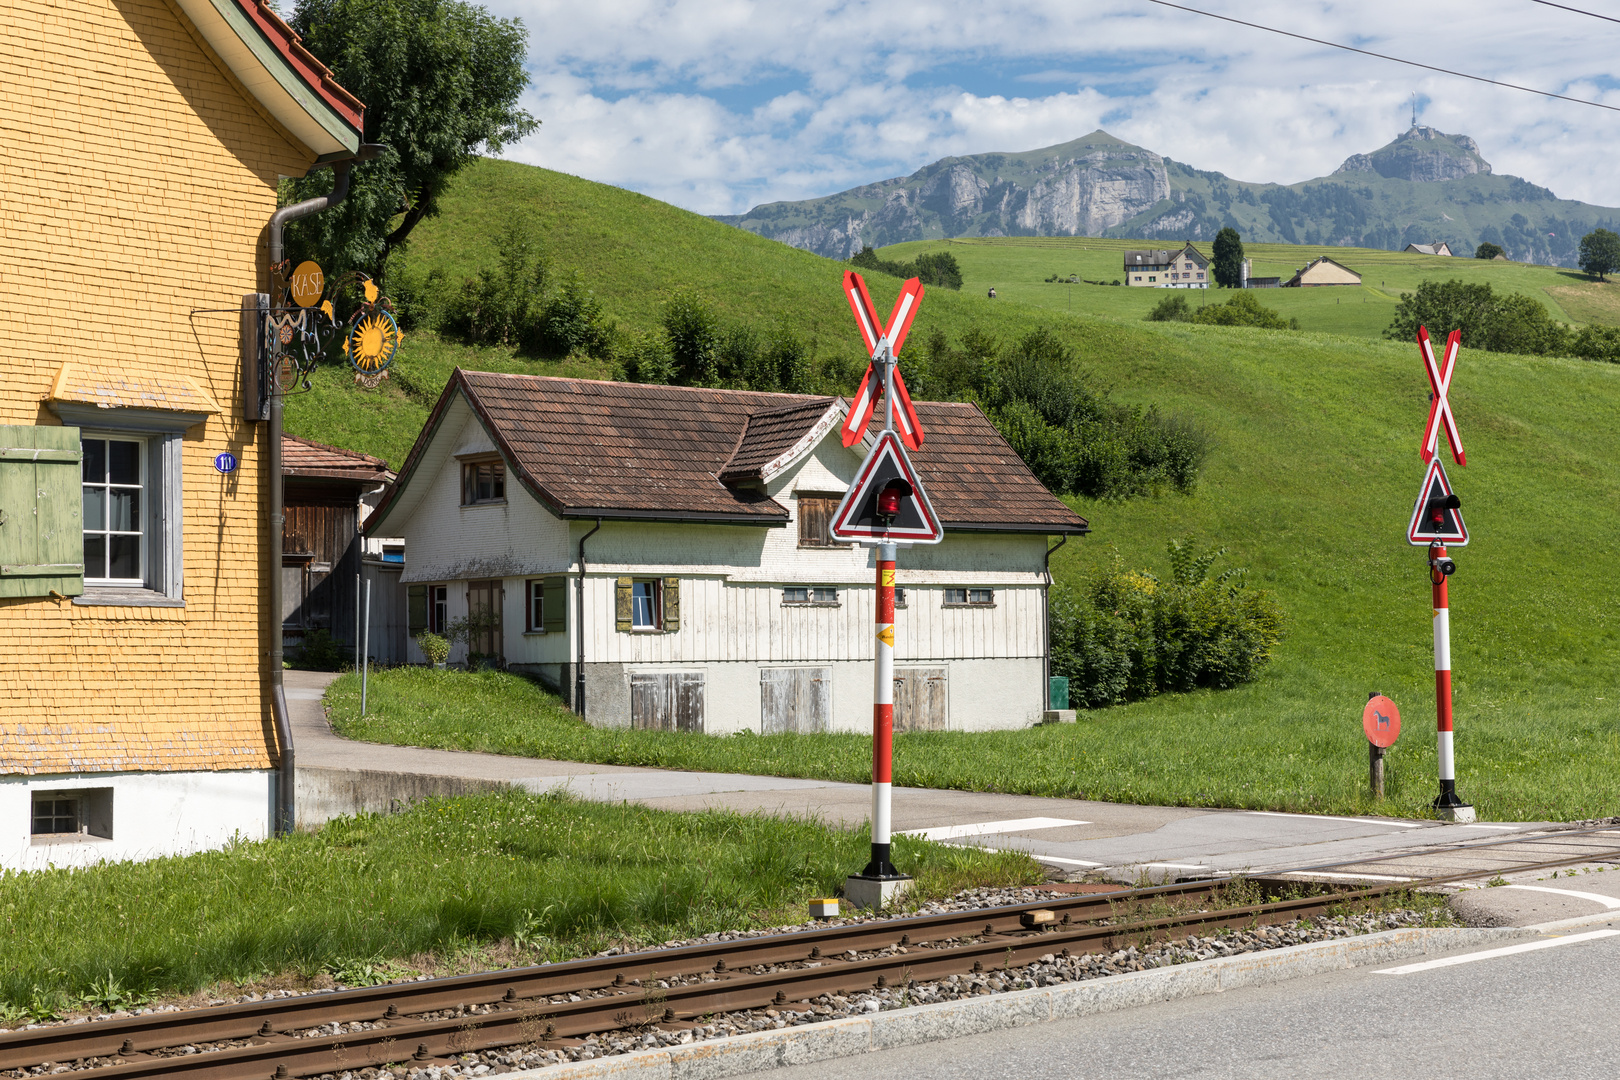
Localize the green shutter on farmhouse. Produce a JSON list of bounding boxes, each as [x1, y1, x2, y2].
[[662, 577, 680, 633], [407, 584, 428, 636], [0, 425, 84, 599], [542, 576, 566, 633], [615, 576, 633, 632]]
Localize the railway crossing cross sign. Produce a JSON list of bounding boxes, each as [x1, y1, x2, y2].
[[841, 272, 926, 450], [1419, 325, 1466, 466]]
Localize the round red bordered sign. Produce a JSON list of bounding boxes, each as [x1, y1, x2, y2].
[[1362, 695, 1401, 748]]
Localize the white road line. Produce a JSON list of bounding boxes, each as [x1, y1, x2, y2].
[[1376, 928, 1620, 974], [1283, 870, 1416, 882], [904, 817, 1089, 841], [1141, 863, 1208, 870], [1502, 885, 1620, 909], [942, 844, 1103, 868], [1453, 824, 1519, 831], [1247, 812, 1423, 828]]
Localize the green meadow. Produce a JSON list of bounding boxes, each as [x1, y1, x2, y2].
[[288, 158, 1620, 823]]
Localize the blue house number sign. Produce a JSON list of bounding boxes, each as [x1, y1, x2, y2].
[[214, 452, 239, 474]]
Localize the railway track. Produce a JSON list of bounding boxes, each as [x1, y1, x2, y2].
[[7, 825, 1619, 1080]]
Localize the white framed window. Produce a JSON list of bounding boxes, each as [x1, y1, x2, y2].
[[82, 435, 145, 584], [632, 579, 661, 629], [783, 586, 838, 605], [75, 429, 182, 604], [429, 584, 448, 634], [943, 588, 995, 607]]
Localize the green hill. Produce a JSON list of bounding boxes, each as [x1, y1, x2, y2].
[[874, 235, 1620, 340], [287, 157, 1620, 820]]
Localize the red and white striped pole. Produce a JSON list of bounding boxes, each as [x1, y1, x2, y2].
[[860, 542, 901, 878], [1429, 543, 1472, 821]]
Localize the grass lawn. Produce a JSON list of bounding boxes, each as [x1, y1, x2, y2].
[[876, 236, 1610, 339], [0, 789, 1035, 1016], [330, 663, 1619, 824]]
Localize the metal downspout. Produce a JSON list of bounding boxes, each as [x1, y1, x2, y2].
[[1042, 533, 1068, 711], [265, 159, 357, 836], [575, 519, 602, 716]]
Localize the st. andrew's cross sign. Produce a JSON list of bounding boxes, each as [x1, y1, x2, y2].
[[1419, 325, 1466, 466], [840, 272, 926, 451]]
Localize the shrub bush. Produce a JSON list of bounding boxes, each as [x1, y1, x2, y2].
[[849, 246, 964, 290], [415, 631, 450, 666], [1145, 293, 1191, 322], [1191, 291, 1296, 330], [1384, 279, 1569, 356], [1569, 324, 1620, 363], [1051, 540, 1285, 706]]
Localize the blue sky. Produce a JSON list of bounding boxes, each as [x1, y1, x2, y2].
[[485, 0, 1620, 215]]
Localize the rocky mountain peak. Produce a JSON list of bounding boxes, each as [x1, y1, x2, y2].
[[1334, 126, 1492, 182]]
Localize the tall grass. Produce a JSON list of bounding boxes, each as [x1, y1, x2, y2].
[[0, 789, 1037, 1012]]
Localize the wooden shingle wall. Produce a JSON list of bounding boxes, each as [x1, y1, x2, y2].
[[0, 0, 313, 774]]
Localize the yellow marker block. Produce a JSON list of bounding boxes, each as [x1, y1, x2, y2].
[[881, 568, 895, 587], [877, 625, 895, 647]]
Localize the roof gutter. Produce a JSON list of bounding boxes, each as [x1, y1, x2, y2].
[[264, 144, 382, 837]]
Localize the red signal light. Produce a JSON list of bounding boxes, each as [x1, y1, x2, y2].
[[877, 487, 901, 519]]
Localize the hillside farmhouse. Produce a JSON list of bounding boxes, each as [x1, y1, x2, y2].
[[366, 371, 1089, 735], [1123, 245, 1209, 288], [1285, 257, 1362, 287], [0, 0, 363, 868], [1405, 242, 1455, 257]]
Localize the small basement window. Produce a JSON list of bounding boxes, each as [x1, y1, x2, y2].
[[30, 789, 113, 842], [943, 588, 995, 607], [784, 586, 839, 605], [460, 459, 505, 505], [893, 587, 907, 608]]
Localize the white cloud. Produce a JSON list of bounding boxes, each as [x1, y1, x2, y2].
[[492, 0, 1620, 214]]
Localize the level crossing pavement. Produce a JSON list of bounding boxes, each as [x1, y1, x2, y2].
[[287, 673, 1612, 923]]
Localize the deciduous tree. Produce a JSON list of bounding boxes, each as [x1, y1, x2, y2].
[[1474, 241, 1504, 260], [282, 0, 537, 280], [1578, 228, 1620, 281]]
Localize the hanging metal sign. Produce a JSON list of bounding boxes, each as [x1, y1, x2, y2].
[[265, 259, 402, 394]]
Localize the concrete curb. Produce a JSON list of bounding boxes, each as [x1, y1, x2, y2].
[[504, 924, 1523, 1080]]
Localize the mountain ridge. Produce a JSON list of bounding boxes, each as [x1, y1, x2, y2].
[[720, 127, 1619, 268]]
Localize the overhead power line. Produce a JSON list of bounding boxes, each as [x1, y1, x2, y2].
[[1143, 0, 1620, 114], [1528, 0, 1620, 26]]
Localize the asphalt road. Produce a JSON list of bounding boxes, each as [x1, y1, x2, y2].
[[764, 917, 1620, 1080]]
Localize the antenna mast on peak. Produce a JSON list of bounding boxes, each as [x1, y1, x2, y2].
[[1411, 93, 1418, 128]]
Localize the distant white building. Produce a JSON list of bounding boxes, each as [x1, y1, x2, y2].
[[366, 372, 1090, 735], [1404, 242, 1454, 257], [1123, 244, 1209, 288]]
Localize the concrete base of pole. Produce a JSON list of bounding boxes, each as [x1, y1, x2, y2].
[[1434, 803, 1476, 823], [845, 874, 912, 911], [1041, 710, 1078, 724]]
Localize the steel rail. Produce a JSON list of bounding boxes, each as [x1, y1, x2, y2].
[[10, 838, 1620, 1078]]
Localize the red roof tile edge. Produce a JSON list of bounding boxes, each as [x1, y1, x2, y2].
[[233, 0, 365, 132]]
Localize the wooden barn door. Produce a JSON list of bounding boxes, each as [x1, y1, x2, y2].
[[631, 672, 705, 733], [892, 668, 947, 732], [760, 667, 830, 733], [466, 579, 503, 662]]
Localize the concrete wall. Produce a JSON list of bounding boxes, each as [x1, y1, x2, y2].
[[295, 766, 508, 828], [0, 770, 275, 871]]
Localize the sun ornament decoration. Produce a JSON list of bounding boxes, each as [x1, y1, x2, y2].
[[343, 278, 401, 389]]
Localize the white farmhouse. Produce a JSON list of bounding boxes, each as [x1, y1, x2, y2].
[[366, 370, 1089, 735], [1123, 244, 1209, 288]]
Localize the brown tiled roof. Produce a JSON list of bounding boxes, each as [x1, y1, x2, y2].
[[282, 434, 391, 483], [718, 399, 840, 484], [374, 370, 1087, 534]]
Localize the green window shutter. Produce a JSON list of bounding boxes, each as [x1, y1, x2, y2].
[[0, 425, 84, 599], [542, 576, 567, 633], [663, 577, 680, 633], [407, 584, 428, 636], [615, 576, 633, 632]]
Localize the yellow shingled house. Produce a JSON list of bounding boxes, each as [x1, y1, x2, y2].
[[0, 0, 364, 867]]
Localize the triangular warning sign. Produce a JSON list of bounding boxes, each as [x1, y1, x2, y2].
[[1407, 458, 1468, 547], [829, 430, 944, 544]]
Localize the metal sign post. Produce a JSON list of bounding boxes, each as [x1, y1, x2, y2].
[[832, 273, 943, 909], [1409, 326, 1473, 823]]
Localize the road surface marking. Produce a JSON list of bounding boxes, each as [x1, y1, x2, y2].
[[1453, 824, 1519, 831], [1376, 928, 1620, 974], [1502, 885, 1620, 909], [1247, 812, 1423, 828], [905, 817, 1088, 841], [1284, 870, 1416, 882], [941, 844, 1103, 868]]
